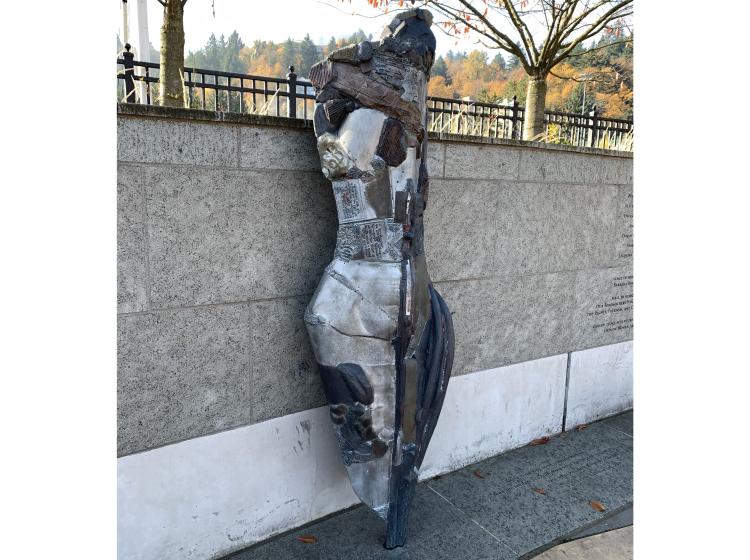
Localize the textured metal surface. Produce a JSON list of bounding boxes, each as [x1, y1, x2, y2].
[[305, 8, 455, 549]]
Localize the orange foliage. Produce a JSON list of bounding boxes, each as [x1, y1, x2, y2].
[[428, 76, 453, 98]]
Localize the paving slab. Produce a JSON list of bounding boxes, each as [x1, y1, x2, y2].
[[222, 411, 633, 560], [567, 504, 632, 541], [599, 409, 633, 436], [533, 526, 633, 560], [229, 485, 514, 560]]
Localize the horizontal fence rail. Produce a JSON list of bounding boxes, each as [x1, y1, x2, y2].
[[117, 48, 632, 151]]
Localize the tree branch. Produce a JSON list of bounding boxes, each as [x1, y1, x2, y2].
[[438, 0, 531, 67], [549, 68, 616, 82], [430, 0, 528, 65], [544, 0, 579, 66], [550, 1, 632, 69], [501, 0, 539, 65], [564, 38, 632, 58]]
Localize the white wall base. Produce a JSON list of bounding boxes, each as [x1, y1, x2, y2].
[[118, 347, 626, 560], [420, 354, 567, 478], [118, 406, 358, 560], [565, 341, 633, 429]]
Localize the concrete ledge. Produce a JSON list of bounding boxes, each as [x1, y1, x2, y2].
[[116, 103, 633, 158], [117, 102, 315, 130]]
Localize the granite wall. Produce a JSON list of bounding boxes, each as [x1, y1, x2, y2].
[[117, 104, 633, 458]]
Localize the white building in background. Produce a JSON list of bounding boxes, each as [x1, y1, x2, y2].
[[120, 0, 152, 103]]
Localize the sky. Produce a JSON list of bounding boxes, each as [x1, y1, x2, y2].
[[120, 0, 502, 60]]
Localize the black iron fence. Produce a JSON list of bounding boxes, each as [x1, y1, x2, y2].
[[118, 46, 632, 151]]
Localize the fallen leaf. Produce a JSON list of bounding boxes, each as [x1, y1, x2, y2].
[[530, 436, 550, 446], [532, 487, 546, 495], [576, 424, 589, 431], [473, 469, 485, 479], [589, 500, 606, 512], [297, 535, 317, 544]]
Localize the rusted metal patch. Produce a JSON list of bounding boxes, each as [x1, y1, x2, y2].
[[376, 118, 407, 167], [308, 60, 335, 90]]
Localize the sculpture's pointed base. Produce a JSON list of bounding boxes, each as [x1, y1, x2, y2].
[[383, 446, 418, 549]]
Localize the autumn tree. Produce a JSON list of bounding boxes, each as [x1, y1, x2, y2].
[[353, 0, 632, 140]]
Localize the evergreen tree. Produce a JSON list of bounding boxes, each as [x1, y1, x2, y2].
[[326, 36, 337, 55], [563, 82, 595, 114], [281, 38, 298, 70], [491, 52, 506, 73], [298, 34, 320, 76], [345, 29, 368, 44], [205, 33, 220, 67], [432, 56, 448, 79], [220, 31, 245, 73]]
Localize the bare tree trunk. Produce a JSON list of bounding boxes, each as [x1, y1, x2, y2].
[[522, 74, 547, 140], [159, 0, 186, 107]]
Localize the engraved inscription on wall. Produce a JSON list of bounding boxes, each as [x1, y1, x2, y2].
[[587, 274, 633, 334], [574, 266, 634, 348], [616, 188, 633, 260]]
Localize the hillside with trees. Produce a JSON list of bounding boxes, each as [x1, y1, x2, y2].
[[429, 33, 632, 119], [130, 28, 631, 119]]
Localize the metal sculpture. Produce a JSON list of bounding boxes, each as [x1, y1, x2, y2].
[[305, 8, 454, 549]]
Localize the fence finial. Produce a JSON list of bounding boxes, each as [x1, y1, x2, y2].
[[511, 95, 520, 140], [287, 66, 298, 119], [123, 43, 136, 103]]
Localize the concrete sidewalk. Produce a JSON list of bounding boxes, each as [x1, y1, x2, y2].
[[536, 526, 633, 560], [224, 410, 633, 560]]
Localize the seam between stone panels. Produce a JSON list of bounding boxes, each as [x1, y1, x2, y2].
[[491, 174, 503, 274], [441, 142, 447, 178], [142, 171, 152, 311], [431, 263, 631, 286], [425, 485, 520, 556], [562, 352, 572, 431], [515, 146, 523, 180], [117, 292, 316, 317], [117, 158, 631, 185], [434, 176, 633, 188], [236, 125, 242, 169], [247, 303, 255, 425], [116, 159, 325, 176], [118, 262, 634, 318]]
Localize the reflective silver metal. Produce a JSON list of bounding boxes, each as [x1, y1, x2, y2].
[[305, 8, 454, 548]]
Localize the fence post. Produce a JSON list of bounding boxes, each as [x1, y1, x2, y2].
[[511, 95, 520, 139], [123, 43, 136, 103], [287, 65, 297, 119], [588, 106, 598, 147]]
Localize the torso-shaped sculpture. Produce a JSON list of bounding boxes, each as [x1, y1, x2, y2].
[[305, 9, 454, 548]]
